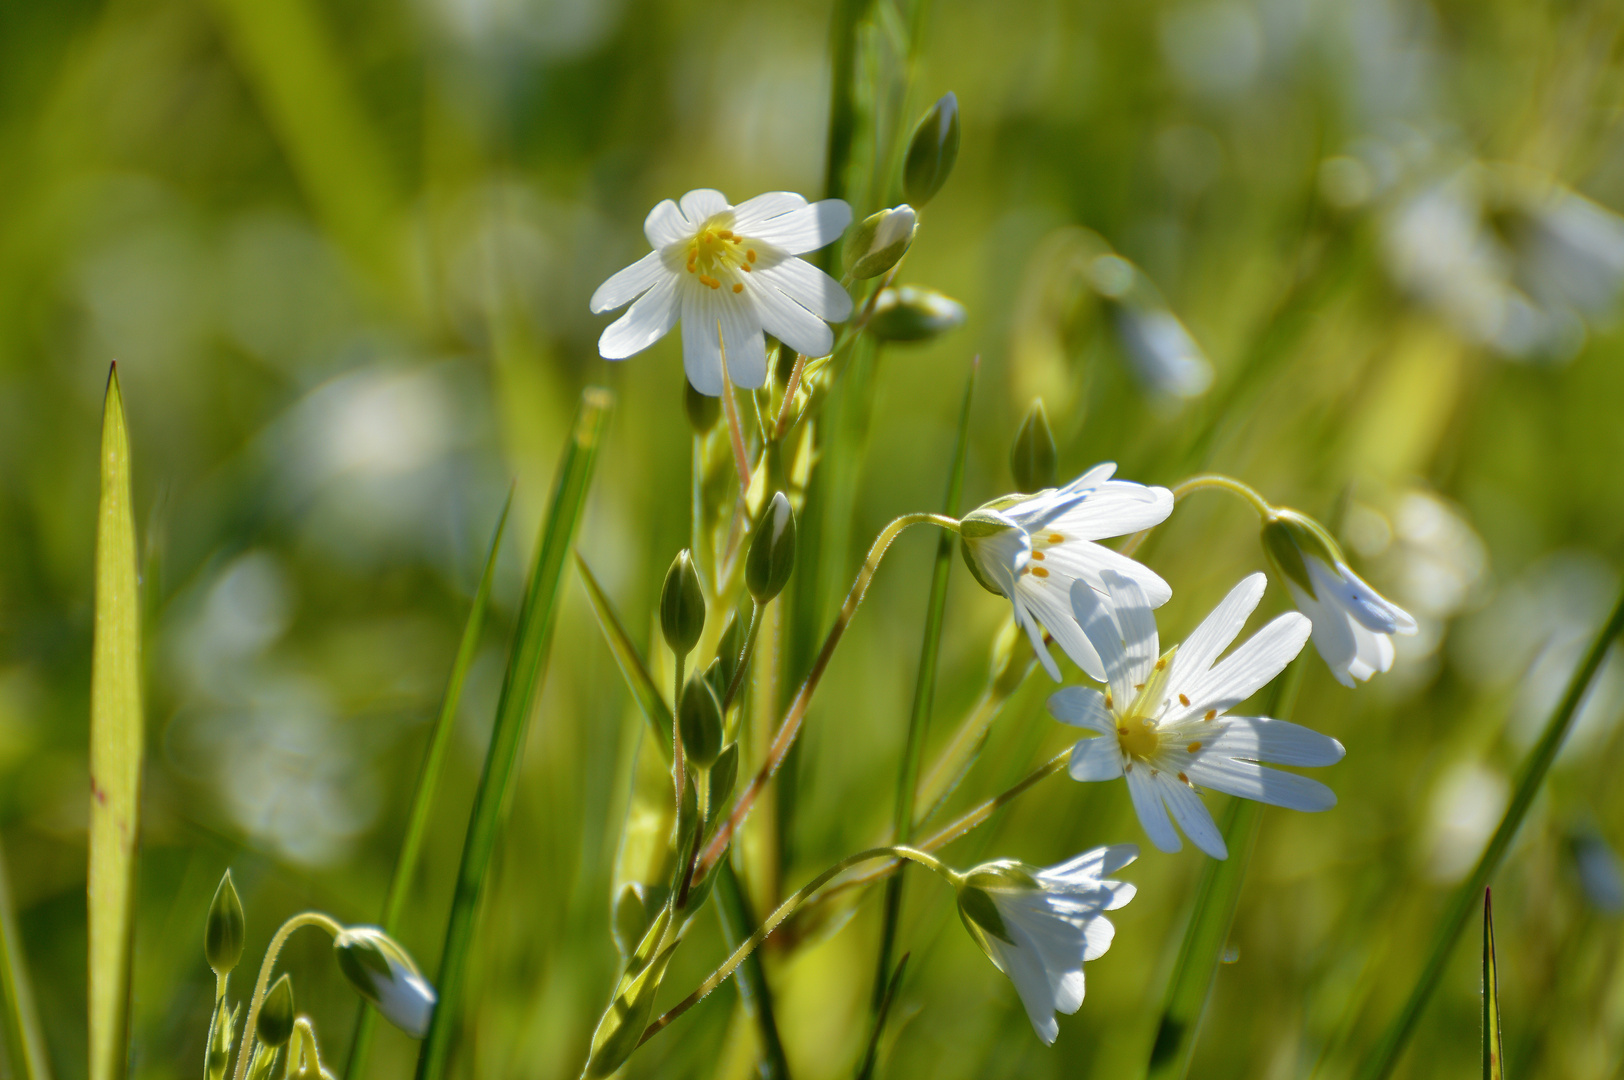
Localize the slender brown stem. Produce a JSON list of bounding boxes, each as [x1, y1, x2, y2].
[[717, 325, 753, 492]]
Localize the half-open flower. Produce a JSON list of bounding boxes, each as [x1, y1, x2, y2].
[[960, 463, 1173, 682], [590, 189, 853, 396], [955, 845, 1138, 1045], [1263, 509, 1418, 686], [1051, 571, 1343, 859]]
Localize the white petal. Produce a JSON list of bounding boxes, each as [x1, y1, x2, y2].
[[1041, 844, 1139, 886], [1206, 716, 1344, 767], [1049, 481, 1175, 541], [1307, 557, 1418, 635], [597, 273, 679, 359], [1021, 579, 1106, 682], [1125, 765, 1181, 852], [1069, 736, 1126, 782], [590, 250, 667, 313], [1185, 755, 1337, 812], [985, 934, 1062, 1045], [680, 287, 726, 396], [1014, 596, 1065, 683], [1157, 775, 1227, 859], [1069, 580, 1131, 700], [716, 291, 768, 389], [1048, 687, 1113, 733], [1168, 573, 1267, 700], [746, 274, 836, 357], [753, 256, 854, 321], [730, 191, 809, 230], [679, 188, 729, 224], [1098, 570, 1158, 690], [741, 199, 852, 254], [1009, 464, 1118, 528], [1348, 623, 1396, 682], [1182, 612, 1311, 716], [1287, 581, 1360, 688], [1044, 540, 1173, 608], [1080, 915, 1116, 962], [644, 199, 690, 248]]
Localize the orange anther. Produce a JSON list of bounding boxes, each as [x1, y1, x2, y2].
[[1187, 741, 1202, 753], [1204, 710, 1217, 721], [1178, 694, 1190, 706], [747, 250, 757, 262], [1031, 567, 1049, 578], [732, 283, 744, 293]]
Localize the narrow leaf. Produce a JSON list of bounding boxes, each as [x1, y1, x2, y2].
[[415, 388, 612, 1080], [0, 836, 51, 1080], [1483, 889, 1503, 1080], [576, 553, 674, 761], [854, 953, 910, 1080], [344, 493, 513, 1080]]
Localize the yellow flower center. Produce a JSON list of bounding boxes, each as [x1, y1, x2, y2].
[[684, 215, 757, 294], [1117, 714, 1162, 761]]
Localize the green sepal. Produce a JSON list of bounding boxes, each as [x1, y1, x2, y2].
[[956, 887, 1013, 946], [706, 743, 739, 832], [257, 973, 294, 1048], [1261, 509, 1342, 597], [677, 678, 724, 768]]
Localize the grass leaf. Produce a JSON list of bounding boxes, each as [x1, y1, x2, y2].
[[0, 836, 51, 1080], [576, 552, 674, 761], [344, 492, 513, 1080], [1483, 889, 1503, 1080], [414, 388, 612, 1080], [89, 365, 143, 1080]]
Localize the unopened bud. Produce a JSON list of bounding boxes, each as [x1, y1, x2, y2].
[[660, 550, 706, 657], [1261, 508, 1340, 595], [333, 927, 437, 1039], [903, 92, 961, 207], [678, 678, 724, 768], [746, 492, 797, 602], [1010, 400, 1058, 493], [685, 380, 720, 432], [204, 870, 245, 977], [868, 285, 967, 342], [257, 973, 295, 1048], [844, 205, 917, 279]]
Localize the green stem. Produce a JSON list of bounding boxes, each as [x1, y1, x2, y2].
[[232, 913, 344, 1080], [1120, 474, 1275, 558], [712, 863, 791, 1080], [0, 836, 50, 1080], [721, 603, 764, 714], [1356, 581, 1624, 1080]]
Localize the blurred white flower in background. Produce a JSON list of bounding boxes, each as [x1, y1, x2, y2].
[[1090, 254, 1214, 400], [1417, 759, 1507, 883]]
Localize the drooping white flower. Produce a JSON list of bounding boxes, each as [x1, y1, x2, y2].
[[589, 189, 854, 396], [955, 845, 1138, 1045], [333, 926, 437, 1039], [1262, 509, 1418, 687], [1050, 571, 1343, 859], [960, 463, 1174, 682]]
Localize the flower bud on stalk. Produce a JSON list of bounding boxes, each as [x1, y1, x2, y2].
[[868, 285, 967, 342], [903, 92, 961, 207], [844, 205, 918, 279], [204, 869, 245, 977], [746, 492, 797, 602], [660, 550, 706, 657], [678, 678, 724, 769], [1010, 399, 1058, 493], [333, 927, 438, 1039], [257, 973, 295, 1048]]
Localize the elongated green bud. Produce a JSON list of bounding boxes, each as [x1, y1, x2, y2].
[[257, 973, 295, 1048], [844, 205, 917, 279], [206, 999, 237, 1080], [746, 492, 797, 602], [333, 927, 437, 1039], [868, 285, 967, 342], [660, 549, 706, 657], [204, 869, 245, 977], [678, 678, 724, 768], [685, 381, 720, 432], [1010, 400, 1057, 493], [903, 92, 961, 207]]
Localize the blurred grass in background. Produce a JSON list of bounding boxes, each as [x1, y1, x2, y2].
[[2, 0, 1624, 1077]]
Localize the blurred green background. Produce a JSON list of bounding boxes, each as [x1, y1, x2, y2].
[[2, 0, 1624, 1077]]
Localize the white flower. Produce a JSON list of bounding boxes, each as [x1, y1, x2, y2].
[[333, 926, 437, 1039], [955, 845, 1138, 1045], [1050, 571, 1343, 859], [960, 463, 1174, 682], [1263, 510, 1418, 687], [589, 189, 854, 396]]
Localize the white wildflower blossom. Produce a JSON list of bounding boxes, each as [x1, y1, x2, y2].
[[590, 189, 853, 395], [1050, 571, 1343, 859]]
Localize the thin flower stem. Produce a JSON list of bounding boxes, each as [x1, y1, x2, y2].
[[640, 846, 953, 1046], [773, 353, 808, 439], [694, 512, 961, 879], [231, 912, 343, 1080], [721, 603, 764, 713], [673, 653, 687, 836], [1119, 473, 1275, 557]]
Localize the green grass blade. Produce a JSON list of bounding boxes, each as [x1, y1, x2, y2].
[[0, 836, 51, 1080], [870, 359, 975, 1015], [713, 862, 790, 1080], [344, 492, 513, 1080], [1143, 654, 1306, 1080], [1356, 582, 1624, 1080], [575, 553, 674, 762], [854, 953, 910, 1080], [414, 388, 612, 1080], [89, 365, 143, 1080], [1482, 890, 1503, 1080]]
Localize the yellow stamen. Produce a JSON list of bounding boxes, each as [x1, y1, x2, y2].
[[1187, 741, 1202, 753], [1031, 551, 1045, 561], [1178, 693, 1190, 706], [1031, 567, 1049, 578], [747, 249, 757, 262], [1117, 716, 1161, 761], [732, 283, 744, 293], [1204, 710, 1217, 721]]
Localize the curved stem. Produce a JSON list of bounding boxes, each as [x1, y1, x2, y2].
[[231, 912, 343, 1080], [694, 512, 960, 879], [720, 603, 764, 713], [1119, 473, 1275, 557], [640, 846, 953, 1046]]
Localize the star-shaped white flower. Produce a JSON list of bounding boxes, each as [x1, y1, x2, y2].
[[589, 189, 854, 396], [960, 463, 1174, 682], [1050, 571, 1344, 859], [955, 845, 1138, 1045]]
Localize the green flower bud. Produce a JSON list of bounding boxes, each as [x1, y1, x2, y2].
[[1010, 399, 1058, 493], [256, 973, 295, 1048], [659, 550, 706, 657], [206, 999, 237, 1080], [844, 205, 918, 279], [745, 492, 797, 602], [677, 678, 723, 769], [204, 869, 245, 977], [333, 927, 437, 1039], [868, 285, 967, 342], [1261, 508, 1342, 597], [685, 380, 720, 432], [903, 92, 961, 207]]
